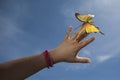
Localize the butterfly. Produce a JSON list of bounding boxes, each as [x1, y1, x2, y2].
[[75, 13, 104, 37]]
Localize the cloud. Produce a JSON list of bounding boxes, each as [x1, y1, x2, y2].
[[63, 63, 91, 71], [96, 46, 120, 63], [0, 16, 23, 39], [97, 55, 113, 63], [0, 1, 29, 41], [0, 1, 31, 62]]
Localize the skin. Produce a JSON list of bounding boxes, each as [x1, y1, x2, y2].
[[0, 26, 95, 80]]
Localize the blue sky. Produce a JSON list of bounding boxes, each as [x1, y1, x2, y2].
[[0, 0, 120, 80]]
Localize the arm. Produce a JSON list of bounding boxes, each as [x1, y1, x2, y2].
[[0, 27, 95, 80]]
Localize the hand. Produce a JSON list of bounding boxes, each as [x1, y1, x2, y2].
[[50, 26, 95, 63]]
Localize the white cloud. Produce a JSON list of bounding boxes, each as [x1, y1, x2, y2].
[[0, 2, 31, 61], [97, 55, 113, 63], [82, 49, 91, 56], [64, 63, 90, 71], [0, 16, 23, 38], [0, 1, 29, 40]]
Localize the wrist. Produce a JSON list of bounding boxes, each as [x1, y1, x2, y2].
[[49, 48, 63, 64]]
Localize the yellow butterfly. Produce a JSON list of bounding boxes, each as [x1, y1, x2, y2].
[[75, 13, 104, 38]]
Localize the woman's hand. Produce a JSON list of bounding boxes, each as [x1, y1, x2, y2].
[[50, 26, 95, 63]]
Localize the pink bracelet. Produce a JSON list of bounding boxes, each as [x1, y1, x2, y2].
[[43, 50, 54, 69]]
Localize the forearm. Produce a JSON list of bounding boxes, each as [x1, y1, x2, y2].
[[0, 49, 58, 80]]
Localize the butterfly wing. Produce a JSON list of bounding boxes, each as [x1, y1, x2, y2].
[[85, 24, 100, 33], [75, 13, 89, 22], [75, 13, 94, 23]]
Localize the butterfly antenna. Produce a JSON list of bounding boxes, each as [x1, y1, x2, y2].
[[100, 31, 104, 35]]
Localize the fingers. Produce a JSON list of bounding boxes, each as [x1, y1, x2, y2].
[[72, 31, 89, 42], [79, 37, 95, 49], [64, 26, 72, 40], [75, 56, 91, 63], [76, 32, 89, 42]]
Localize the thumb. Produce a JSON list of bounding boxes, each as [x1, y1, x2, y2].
[[75, 56, 91, 63]]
